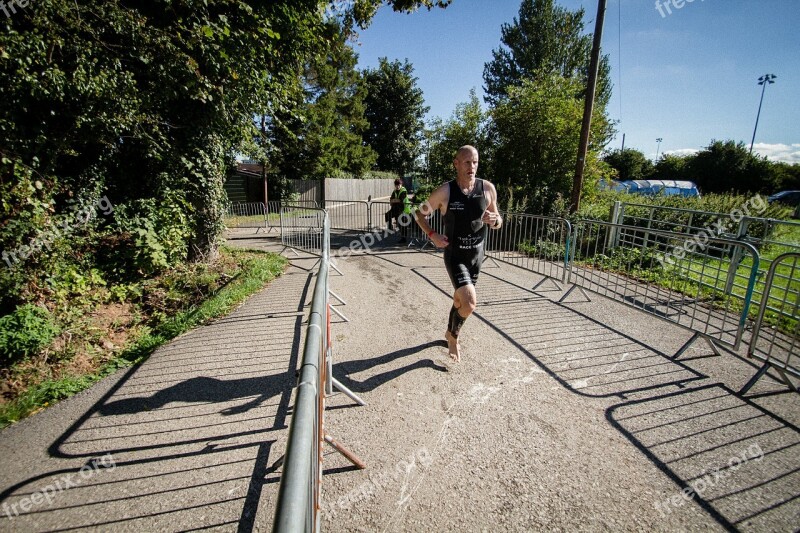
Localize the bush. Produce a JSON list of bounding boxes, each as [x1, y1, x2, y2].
[[0, 304, 60, 363]]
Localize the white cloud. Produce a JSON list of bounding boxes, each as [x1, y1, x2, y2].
[[662, 148, 699, 158], [751, 143, 800, 164], [660, 144, 800, 165]]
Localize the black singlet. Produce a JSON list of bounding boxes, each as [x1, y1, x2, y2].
[[443, 179, 489, 289]]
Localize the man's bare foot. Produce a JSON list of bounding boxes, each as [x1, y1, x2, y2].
[[445, 330, 461, 362]]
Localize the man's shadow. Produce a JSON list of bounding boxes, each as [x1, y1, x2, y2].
[[98, 374, 292, 417], [333, 340, 447, 393]]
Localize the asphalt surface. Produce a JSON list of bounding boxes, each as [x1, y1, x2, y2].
[[0, 228, 797, 532]]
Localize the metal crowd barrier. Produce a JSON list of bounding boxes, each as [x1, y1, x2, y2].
[[280, 206, 326, 256], [324, 200, 370, 233], [615, 201, 800, 309], [273, 214, 329, 533], [564, 220, 760, 355], [224, 201, 268, 231], [273, 213, 365, 533], [741, 252, 800, 394], [485, 212, 571, 286]]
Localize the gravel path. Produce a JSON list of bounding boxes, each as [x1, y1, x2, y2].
[[0, 229, 797, 532]]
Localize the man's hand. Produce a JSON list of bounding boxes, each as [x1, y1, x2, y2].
[[481, 210, 501, 228], [430, 232, 449, 248]]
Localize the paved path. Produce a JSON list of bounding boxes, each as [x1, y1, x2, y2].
[[0, 229, 797, 532]]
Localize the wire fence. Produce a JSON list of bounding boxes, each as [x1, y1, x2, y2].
[[280, 206, 327, 256], [615, 201, 800, 309], [485, 213, 571, 285]]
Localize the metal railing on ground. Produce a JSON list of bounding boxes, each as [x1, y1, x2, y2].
[[280, 206, 327, 257], [224, 201, 269, 231], [564, 220, 760, 355], [273, 213, 365, 533], [325, 200, 370, 233], [485, 212, 571, 287], [615, 201, 800, 308], [741, 252, 800, 394]]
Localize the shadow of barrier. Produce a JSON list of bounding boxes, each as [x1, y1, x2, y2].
[[562, 221, 761, 358], [742, 252, 800, 394], [0, 271, 316, 531], [607, 383, 800, 531]]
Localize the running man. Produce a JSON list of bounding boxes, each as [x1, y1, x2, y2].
[[414, 145, 503, 361]]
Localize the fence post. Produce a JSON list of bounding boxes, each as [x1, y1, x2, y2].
[[724, 217, 751, 295], [607, 201, 621, 249]]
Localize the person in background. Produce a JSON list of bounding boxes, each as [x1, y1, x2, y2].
[[388, 178, 411, 243]]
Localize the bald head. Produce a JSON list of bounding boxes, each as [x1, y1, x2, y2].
[[455, 145, 479, 160]]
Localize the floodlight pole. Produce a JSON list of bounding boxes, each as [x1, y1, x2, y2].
[[571, 0, 607, 213], [655, 138, 663, 161], [749, 74, 776, 155]]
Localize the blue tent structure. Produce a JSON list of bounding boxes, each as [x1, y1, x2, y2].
[[611, 179, 700, 197]]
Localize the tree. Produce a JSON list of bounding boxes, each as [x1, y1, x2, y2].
[[363, 58, 429, 176], [269, 21, 376, 181], [651, 153, 689, 182], [491, 75, 613, 213], [426, 89, 493, 185], [685, 140, 777, 194], [603, 149, 654, 182], [482, 0, 612, 108], [0, 0, 448, 272]]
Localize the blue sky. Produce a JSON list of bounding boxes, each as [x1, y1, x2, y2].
[[354, 0, 800, 163]]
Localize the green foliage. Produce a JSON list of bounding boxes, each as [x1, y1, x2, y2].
[[492, 75, 613, 213], [268, 21, 377, 181], [652, 153, 689, 181], [0, 305, 59, 363], [685, 140, 778, 194], [113, 191, 193, 274], [363, 58, 430, 176], [425, 89, 493, 186], [519, 240, 566, 261], [482, 0, 611, 108], [603, 149, 654, 182]]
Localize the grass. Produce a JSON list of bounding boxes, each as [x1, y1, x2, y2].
[[0, 247, 287, 428]]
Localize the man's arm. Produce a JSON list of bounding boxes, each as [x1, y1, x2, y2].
[[414, 183, 449, 248], [481, 181, 503, 229]]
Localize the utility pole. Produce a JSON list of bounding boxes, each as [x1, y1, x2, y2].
[[750, 74, 776, 155], [571, 0, 607, 213]]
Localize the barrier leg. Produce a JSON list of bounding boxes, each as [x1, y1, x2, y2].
[[559, 284, 591, 303], [533, 276, 563, 292], [331, 377, 367, 406], [330, 305, 350, 323], [329, 290, 348, 306], [324, 434, 366, 469], [672, 332, 721, 360]]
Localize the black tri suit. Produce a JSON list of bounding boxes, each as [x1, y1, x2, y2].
[[442, 178, 489, 289]]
